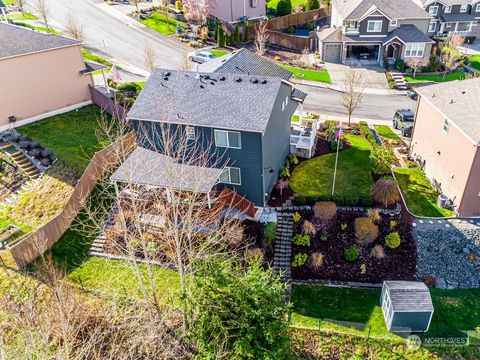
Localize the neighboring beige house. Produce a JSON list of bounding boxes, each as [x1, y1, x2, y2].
[[210, 0, 266, 23], [410, 78, 480, 217], [0, 23, 96, 130]]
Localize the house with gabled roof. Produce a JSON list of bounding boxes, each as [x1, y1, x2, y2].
[[316, 0, 434, 65], [0, 23, 106, 129], [124, 68, 307, 208], [410, 77, 480, 216]]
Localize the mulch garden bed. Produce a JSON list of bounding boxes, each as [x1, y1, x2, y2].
[[291, 210, 417, 283]]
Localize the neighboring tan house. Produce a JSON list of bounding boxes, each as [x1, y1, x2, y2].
[[125, 68, 306, 208], [421, 0, 480, 37], [410, 78, 480, 217], [0, 23, 98, 130], [210, 0, 266, 23], [316, 0, 434, 65]]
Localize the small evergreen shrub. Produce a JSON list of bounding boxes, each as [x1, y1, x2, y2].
[[292, 253, 308, 267], [344, 245, 359, 262], [293, 234, 311, 247], [277, 0, 293, 16], [293, 211, 301, 223], [264, 222, 277, 244], [385, 232, 401, 249], [330, 140, 343, 151]]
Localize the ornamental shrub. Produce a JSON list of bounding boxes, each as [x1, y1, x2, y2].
[[310, 252, 324, 269], [277, 0, 293, 16], [370, 145, 396, 175], [354, 217, 379, 245], [293, 211, 301, 223], [292, 253, 308, 267], [306, 0, 320, 11], [264, 222, 277, 244], [344, 245, 359, 262], [385, 231, 401, 249], [330, 140, 344, 151], [293, 234, 311, 246], [313, 201, 337, 222]]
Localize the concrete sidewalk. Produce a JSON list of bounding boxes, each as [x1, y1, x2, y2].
[[294, 78, 404, 96]]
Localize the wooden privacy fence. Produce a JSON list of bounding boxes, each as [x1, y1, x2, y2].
[[7, 132, 137, 269], [263, 8, 329, 31], [89, 85, 127, 120]]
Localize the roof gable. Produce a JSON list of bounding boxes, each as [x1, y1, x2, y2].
[[333, 0, 431, 20]]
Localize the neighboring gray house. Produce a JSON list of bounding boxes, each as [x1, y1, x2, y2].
[[421, 0, 479, 37], [381, 281, 434, 333], [199, 48, 293, 80], [125, 69, 307, 208], [316, 0, 434, 65]]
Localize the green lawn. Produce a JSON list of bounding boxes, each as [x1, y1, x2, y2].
[[6, 12, 37, 20], [281, 65, 332, 83], [11, 21, 59, 34], [374, 125, 401, 142], [393, 167, 454, 217], [211, 49, 229, 57], [404, 71, 466, 83], [292, 285, 480, 339], [267, 0, 306, 11], [81, 48, 114, 72], [17, 105, 111, 175], [468, 54, 480, 71], [290, 134, 373, 197], [141, 12, 185, 36]]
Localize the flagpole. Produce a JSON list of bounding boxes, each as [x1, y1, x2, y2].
[[332, 124, 342, 196]]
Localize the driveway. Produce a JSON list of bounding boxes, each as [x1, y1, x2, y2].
[[325, 62, 390, 90]]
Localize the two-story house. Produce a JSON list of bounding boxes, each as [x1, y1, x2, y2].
[[210, 0, 266, 23], [122, 68, 306, 208], [410, 78, 480, 217], [316, 0, 434, 65], [421, 0, 479, 37]]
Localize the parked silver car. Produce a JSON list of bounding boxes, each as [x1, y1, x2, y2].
[[188, 51, 216, 64]]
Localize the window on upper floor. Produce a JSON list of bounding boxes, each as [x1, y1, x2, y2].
[[446, 22, 453, 27], [476, 3, 480, 12], [405, 43, 425, 57], [461, 4, 468, 12], [251, 0, 258, 8], [345, 20, 358, 31], [429, 5, 438, 16], [444, 5, 452, 13], [367, 20, 382, 32], [214, 130, 241, 149], [443, 119, 450, 133], [185, 126, 195, 140], [390, 20, 398, 26], [428, 21, 437, 32], [219, 167, 241, 185]]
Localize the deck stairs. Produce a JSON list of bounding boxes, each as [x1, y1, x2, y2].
[[1, 144, 40, 179]]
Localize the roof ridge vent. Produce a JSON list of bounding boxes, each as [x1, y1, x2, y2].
[[450, 98, 455, 104], [235, 77, 242, 82], [250, 78, 259, 84], [261, 79, 267, 84]]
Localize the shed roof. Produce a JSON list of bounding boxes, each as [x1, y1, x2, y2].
[[384, 281, 434, 312], [198, 48, 293, 80], [110, 147, 223, 193], [415, 77, 480, 145], [333, 0, 431, 20], [0, 23, 80, 60], [127, 68, 303, 133]]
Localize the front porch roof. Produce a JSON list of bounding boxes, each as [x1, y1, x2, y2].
[[383, 25, 434, 46], [440, 13, 476, 23], [343, 35, 385, 43], [80, 61, 109, 75], [110, 147, 223, 193]]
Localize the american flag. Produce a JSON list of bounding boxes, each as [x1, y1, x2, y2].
[[109, 65, 122, 81], [335, 125, 343, 140]]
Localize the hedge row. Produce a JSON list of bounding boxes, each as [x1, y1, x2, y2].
[[293, 194, 374, 207], [359, 121, 376, 145]]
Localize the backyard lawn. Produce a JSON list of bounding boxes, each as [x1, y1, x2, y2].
[[374, 125, 401, 142], [393, 167, 454, 217], [291, 285, 480, 339], [404, 71, 466, 83], [468, 54, 480, 71], [281, 65, 332, 83], [290, 134, 373, 197], [17, 105, 112, 174], [267, 0, 306, 11], [81, 48, 114, 72], [141, 12, 185, 36]]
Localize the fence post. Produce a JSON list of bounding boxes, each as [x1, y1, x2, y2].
[[367, 325, 372, 339]]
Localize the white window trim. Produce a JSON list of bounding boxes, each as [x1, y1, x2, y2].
[[428, 21, 436, 32], [214, 129, 242, 149], [443, 118, 450, 133], [405, 43, 425, 57], [429, 5, 438, 16], [444, 5, 452, 13], [446, 22, 453, 27], [390, 20, 397, 26], [220, 167, 241, 185], [460, 4, 468, 12], [476, 3, 480, 12], [185, 126, 195, 140], [367, 20, 383, 32]]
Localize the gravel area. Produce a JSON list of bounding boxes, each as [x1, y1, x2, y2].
[[413, 218, 480, 289]]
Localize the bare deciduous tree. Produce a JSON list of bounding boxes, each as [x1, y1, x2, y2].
[[178, 54, 193, 71], [254, 20, 269, 56], [441, 34, 465, 79], [143, 43, 157, 73], [341, 69, 366, 127], [183, 0, 217, 25], [406, 56, 428, 79], [35, 0, 50, 30], [15, 0, 26, 14], [64, 13, 86, 42], [131, 0, 141, 16], [276, 179, 289, 196]]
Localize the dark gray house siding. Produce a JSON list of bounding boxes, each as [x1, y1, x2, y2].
[[128, 119, 266, 207], [473, 2, 480, 16], [262, 83, 298, 200], [390, 312, 432, 332], [359, 15, 390, 36]]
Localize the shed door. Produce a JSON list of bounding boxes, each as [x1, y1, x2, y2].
[[324, 44, 342, 63]]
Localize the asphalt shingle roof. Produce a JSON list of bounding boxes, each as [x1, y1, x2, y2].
[[0, 23, 79, 59], [440, 13, 476, 22], [333, 0, 431, 20], [383, 24, 434, 44], [198, 48, 293, 80], [127, 69, 291, 133], [80, 61, 109, 75], [416, 78, 480, 145], [0, 0, 6, 9], [420, 0, 473, 5], [384, 281, 434, 312], [111, 147, 223, 193]]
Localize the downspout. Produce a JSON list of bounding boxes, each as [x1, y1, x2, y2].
[[230, 0, 234, 22]]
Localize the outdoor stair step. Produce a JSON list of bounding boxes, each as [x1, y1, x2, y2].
[[89, 250, 105, 257]]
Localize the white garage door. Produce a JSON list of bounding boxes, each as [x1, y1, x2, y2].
[[324, 43, 342, 63]]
